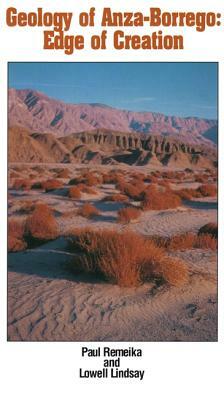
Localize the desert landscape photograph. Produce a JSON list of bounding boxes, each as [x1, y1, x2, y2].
[[8, 62, 218, 341]]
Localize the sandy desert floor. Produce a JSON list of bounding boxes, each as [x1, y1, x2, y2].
[[8, 164, 218, 341]]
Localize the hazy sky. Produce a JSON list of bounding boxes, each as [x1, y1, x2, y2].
[[9, 62, 217, 119]]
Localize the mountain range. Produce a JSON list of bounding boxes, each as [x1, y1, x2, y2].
[[8, 89, 217, 146], [8, 89, 217, 168]]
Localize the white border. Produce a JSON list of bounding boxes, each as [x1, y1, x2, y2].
[[0, 1, 223, 398]]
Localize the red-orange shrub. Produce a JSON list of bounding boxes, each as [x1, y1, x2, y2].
[[102, 173, 125, 185], [144, 256, 189, 286], [8, 218, 25, 239], [197, 184, 217, 197], [8, 236, 27, 252], [8, 219, 27, 252], [130, 172, 146, 181], [194, 173, 211, 183], [162, 171, 175, 180], [120, 182, 145, 201], [68, 187, 82, 199], [69, 172, 101, 186], [198, 223, 218, 238], [142, 186, 181, 210], [57, 168, 70, 179], [41, 179, 63, 192], [12, 179, 32, 191], [152, 231, 217, 251], [69, 230, 189, 287], [117, 207, 141, 223], [166, 233, 196, 250], [195, 234, 217, 250], [77, 203, 99, 218], [175, 188, 201, 200], [25, 203, 59, 241]]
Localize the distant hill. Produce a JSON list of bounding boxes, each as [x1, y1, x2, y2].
[[8, 127, 217, 169], [203, 126, 218, 145]]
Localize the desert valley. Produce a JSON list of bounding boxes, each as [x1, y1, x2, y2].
[[8, 88, 218, 341]]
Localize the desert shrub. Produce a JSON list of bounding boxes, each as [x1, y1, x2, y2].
[[162, 171, 176, 180], [198, 223, 218, 239], [83, 172, 100, 186], [152, 231, 217, 251], [68, 187, 82, 199], [102, 172, 125, 185], [8, 236, 27, 252], [195, 234, 217, 250], [103, 193, 128, 202], [25, 203, 59, 242], [77, 203, 99, 218], [72, 183, 97, 195], [153, 233, 197, 251], [114, 177, 128, 192], [41, 179, 63, 192], [8, 219, 27, 252], [68, 230, 189, 287], [57, 168, 70, 179], [61, 210, 76, 218], [12, 179, 32, 191], [125, 184, 145, 200], [143, 256, 189, 286], [161, 171, 185, 181], [8, 218, 25, 240], [33, 202, 53, 214], [197, 184, 217, 197], [76, 183, 85, 191], [175, 188, 202, 200], [165, 233, 196, 250], [176, 188, 194, 200], [174, 171, 185, 181], [194, 174, 207, 183], [129, 178, 146, 190], [130, 172, 146, 181], [69, 172, 101, 186], [150, 170, 161, 178], [142, 186, 181, 210], [119, 181, 145, 201], [102, 173, 116, 184], [117, 207, 141, 223]]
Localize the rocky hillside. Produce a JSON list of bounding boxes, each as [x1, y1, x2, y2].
[[8, 89, 217, 146], [9, 127, 217, 169]]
